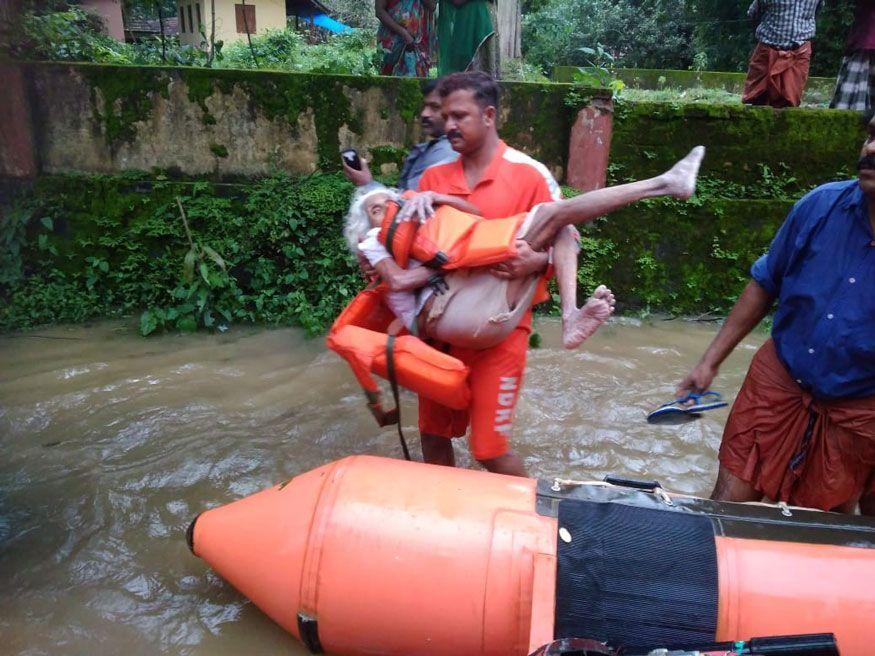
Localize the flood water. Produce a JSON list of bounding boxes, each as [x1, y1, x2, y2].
[[0, 318, 766, 655]]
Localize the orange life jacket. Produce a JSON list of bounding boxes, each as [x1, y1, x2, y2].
[[326, 286, 470, 428], [329, 195, 528, 433], [377, 196, 528, 271]]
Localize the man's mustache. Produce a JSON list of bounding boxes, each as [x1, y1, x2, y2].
[[857, 155, 875, 171], [446, 130, 463, 140]]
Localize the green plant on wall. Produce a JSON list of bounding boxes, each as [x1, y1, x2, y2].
[[0, 172, 362, 335], [139, 197, 240, 335], [0, 158, 853, 336]]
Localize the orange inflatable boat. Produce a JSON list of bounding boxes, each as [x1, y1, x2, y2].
[[188, 456, 875, 655]]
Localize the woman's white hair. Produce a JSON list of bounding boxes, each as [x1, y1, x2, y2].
[[343, 185, 400, 253]]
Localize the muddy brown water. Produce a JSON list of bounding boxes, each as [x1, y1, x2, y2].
[[0, 318, 766, 655]]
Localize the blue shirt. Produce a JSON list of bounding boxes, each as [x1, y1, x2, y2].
[[751, 180, 875, 400], [399, 135, 458, 191]]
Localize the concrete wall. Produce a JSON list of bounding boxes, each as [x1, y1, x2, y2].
[[14, 63, 587, 181], [5, 63, 864, 188]]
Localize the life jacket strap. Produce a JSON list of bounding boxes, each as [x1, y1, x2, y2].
[[424, 251, 449, 269], [386, 334, 412, 461], [364, 389, 398, 427], [384, 199, 404, 262]]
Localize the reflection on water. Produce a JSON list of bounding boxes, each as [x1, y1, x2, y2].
[[0, 318, 765, 655]]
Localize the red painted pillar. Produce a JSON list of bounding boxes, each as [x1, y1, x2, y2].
[[566, 97, 613, 192], [0, 63, 38, 179]]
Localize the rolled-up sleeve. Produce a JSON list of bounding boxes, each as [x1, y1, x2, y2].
[[749, 200, 805, 297]]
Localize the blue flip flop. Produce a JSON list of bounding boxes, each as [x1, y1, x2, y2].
[[647, 391, 728, 425]]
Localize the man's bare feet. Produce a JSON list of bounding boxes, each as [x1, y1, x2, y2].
[[661, 146, 705, 200], [562, 284, 615, 349]]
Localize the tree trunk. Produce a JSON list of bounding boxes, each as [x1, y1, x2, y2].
[[157, 1, 166, 62], [496, 0, 521, 61], [208, 0, 216, 66]]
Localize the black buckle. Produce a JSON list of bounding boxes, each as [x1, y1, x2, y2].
[[424, 251, 449, 269], [427, 273, 448, 295]]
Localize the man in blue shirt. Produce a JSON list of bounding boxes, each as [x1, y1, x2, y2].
[[342, 79, 458, 192], [677, 111, 875, 514]]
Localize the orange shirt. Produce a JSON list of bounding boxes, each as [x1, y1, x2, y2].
[[417, 139, 562, 307]]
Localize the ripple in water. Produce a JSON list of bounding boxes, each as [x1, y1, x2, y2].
[[0, 319, 765, 655]]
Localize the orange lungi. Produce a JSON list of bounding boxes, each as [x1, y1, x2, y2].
[[742, 40, 812, 108], [719, 339, 875, 511]]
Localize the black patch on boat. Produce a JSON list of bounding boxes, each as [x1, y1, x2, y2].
[[297, 613, 323, 653], [554, 499, 718, 649]]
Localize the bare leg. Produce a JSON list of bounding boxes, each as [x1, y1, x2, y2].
[[478, 450, 527, 477], [421, 432, 456, 467], [551, 227, 616, 347], [563, 285, 616, 349], [526, 146, 705, 252], [710, 464, 763, 503]]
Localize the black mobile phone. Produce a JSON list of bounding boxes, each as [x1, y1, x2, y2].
[[341, 148, 362, 171]]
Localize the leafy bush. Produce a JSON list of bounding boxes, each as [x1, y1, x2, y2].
[[524, 0, 855, 78], [14, 8, 136, 63], [0, 173, 362, 335], [9, 9, 376, 74], [222, 29, 379, 75], [522, 0, 694, 74]]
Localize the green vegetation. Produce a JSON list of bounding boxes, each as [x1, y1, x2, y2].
[[8, 7, 380, 75], [221, 29, 380, 76], [609, 101, 863, 188], [523, 0, 854, 79], [0, 173, 362, 335], [2, 163, 852, 335], [11, 7, 211, 66], [687, 0, 855, 77], [553, 67, 837, 108], [555, 161, 845, 315]]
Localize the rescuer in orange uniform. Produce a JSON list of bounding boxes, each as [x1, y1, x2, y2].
[[413, 72, 570, 477]]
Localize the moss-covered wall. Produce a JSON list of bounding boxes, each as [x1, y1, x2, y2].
[[610, 102, 864, 188], [21, 62, 593, 181], [553, 66, 836, 98], [3, 169, 836, 334], [14, 62, 864, 190], [573, 197, 794, 314]]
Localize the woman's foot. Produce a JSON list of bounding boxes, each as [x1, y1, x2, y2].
[[562, 285, 615, 349], [660, 146, 705, 199]]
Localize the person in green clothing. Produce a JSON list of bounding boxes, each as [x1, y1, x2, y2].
[[438, 0, 496, 75]]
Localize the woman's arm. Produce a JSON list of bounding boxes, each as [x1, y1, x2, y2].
[[375, 0, 414, 43], [374, 258, 434, 291], [430, 192, 482, 216], [399, 191, 483, 222]]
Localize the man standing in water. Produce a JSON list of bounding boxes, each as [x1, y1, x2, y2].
[[409, 72, 567, 477], [677, 111, 875, 514]]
